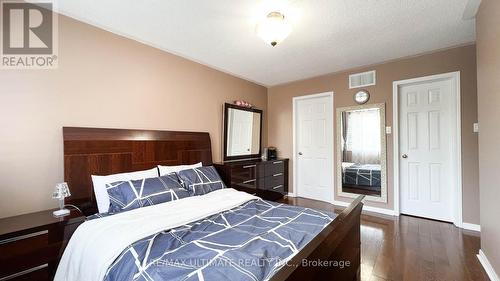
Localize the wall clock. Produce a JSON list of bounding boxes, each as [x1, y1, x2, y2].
[[354, 90, 370, 104]]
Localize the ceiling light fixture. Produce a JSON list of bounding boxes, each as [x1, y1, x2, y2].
[[256, 11, 292, 47]]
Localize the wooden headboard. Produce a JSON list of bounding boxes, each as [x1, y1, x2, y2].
[[63, 127, 213, 215]]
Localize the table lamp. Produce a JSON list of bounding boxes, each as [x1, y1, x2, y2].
[[52, 182, 71, 217]]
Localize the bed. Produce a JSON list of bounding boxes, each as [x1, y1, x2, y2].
[[59, 127, 363, 281], [342, 163, 381, 193]]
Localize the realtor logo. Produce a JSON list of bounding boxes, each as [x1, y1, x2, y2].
[[1, 0, 58, 69]]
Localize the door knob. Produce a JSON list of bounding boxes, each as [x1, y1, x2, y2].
[[402, 154, 408, 159], [298, 152, 303, 156]]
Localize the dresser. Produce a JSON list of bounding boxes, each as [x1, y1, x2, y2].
[[214, 158, 289, 201], [0, 209, 85, 281]]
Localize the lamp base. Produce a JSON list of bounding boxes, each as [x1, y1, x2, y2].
[[53, 208, 70, 217]]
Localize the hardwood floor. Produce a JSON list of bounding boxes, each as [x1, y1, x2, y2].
[[280, 196, 489, 281]]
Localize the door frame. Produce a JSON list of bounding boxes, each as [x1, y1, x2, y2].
[[292, 92, 335, 203], [392, 71, 462, 227]]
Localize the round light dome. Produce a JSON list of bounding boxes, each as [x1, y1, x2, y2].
[[256, 12, 292, 47]]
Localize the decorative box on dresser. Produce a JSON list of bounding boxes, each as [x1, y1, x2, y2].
[[214, 158, 289, 201], [0, 209, 85, 281]]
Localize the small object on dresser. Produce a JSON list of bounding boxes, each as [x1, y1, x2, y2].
[[265, 147, 278, 160], [52, 182, 71, 217]]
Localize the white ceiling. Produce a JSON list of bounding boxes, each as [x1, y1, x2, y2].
[[55, 0, 476, 86]]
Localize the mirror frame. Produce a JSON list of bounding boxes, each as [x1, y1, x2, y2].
[[335, 103, 387, 203], [223, 103, 263, 161]]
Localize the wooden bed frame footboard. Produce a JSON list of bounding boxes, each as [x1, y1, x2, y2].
[[271, 195, 364, 281]]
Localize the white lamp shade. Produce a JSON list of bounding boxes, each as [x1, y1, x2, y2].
[[52, 182, 71, 199], [256, 12, 292, 46]]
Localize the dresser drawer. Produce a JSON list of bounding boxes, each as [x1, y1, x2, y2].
[[231, 181, 258, 196], [264, 174, 285, 190], [266, 183, 285, 193], [1, 264, 49, 281], [214, 159, 288, 201], [232, 179, 257, 190], [264, 160, 285, 177], [0, 231, 56, 279], [231, 163, 257, 183]]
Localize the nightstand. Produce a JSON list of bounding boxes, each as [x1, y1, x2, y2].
[[0, 209, 85, 281]]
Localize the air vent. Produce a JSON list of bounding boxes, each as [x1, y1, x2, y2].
[[349, 70, 376, 89]]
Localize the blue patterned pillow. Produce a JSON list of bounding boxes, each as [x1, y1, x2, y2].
[[177, 166, 226, 196], [105, 173, 190, 214]]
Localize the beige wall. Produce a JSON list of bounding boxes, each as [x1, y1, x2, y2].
[[0, 15, 267, 218], [0, 11, 481, 228], [476, 0, 500, 274], [268, 45, 479, 224]]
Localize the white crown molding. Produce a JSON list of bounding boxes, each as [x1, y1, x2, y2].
[[463, 0, 482, 20], [477, 249, 500, 281], [462, 222, 481, 232]]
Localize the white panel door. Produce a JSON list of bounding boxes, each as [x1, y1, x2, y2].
[[295, 94, 333, 202], [399, 79, 455, 222]]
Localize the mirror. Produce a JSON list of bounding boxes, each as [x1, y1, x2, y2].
[[224, 103, 262, 161], [336, 103, 387, 203]]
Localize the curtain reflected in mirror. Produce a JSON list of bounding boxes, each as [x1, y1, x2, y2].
[[337, 103, 387, 202]]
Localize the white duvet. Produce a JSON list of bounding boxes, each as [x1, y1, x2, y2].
[[54, 188, 258, 281]]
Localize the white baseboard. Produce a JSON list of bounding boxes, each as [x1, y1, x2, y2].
[[477, 249, 500, 281], [462, 222, 481, 232], [287, 193, 296, 198], [332, 200, 397, 216]]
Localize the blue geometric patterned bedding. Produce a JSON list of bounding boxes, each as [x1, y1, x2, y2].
[[89, 199, 336, 281], [105, 173, 190, 214], [343, 164, 381, 190], [178, 166, 226, 196]]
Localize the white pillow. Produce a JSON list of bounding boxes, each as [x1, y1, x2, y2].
[[158, 162, 202, 176], [91, 167, 159, 213]]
